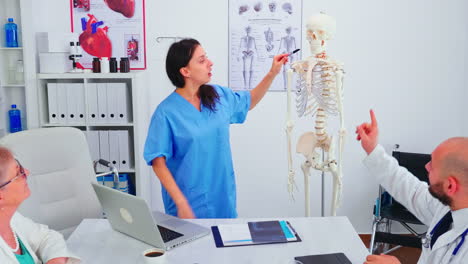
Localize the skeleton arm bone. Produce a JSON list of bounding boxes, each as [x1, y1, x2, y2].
[[286, 69, 296, 199]]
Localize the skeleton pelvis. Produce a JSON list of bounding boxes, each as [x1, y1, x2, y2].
[[296, 131, 331, 158]]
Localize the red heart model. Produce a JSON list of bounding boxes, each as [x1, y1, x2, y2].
[[104, 0, 135, 18], [79, 14, 112, 58]]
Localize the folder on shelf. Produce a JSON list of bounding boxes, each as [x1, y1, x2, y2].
[[211, 220, 301, 248], [106, 83, 119, 123], [115, 83, 129, 123], [47, 83, 58, 124], [87, 83, 99, 124], [108, 131, 120, 170], [97, 83, 108, 123], [65, 83, 76, 123], [76, 83, 86, 123], [98, 130, 110, 172], [85, 131, 100, 163], [56, 83, 68, 124], [117, 130, 131, 171], [66, 83, 85, 124]]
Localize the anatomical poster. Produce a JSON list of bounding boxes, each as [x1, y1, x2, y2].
[[70, 0, 146, 69], [229, 0, 302, 91]]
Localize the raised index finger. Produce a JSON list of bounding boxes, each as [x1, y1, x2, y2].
[[370, 109, 378, 128]]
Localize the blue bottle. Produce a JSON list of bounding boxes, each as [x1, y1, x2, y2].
[[8, 104, 22, 133], [5, 18, 18, 47]]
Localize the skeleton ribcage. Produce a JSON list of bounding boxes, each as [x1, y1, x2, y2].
[[295, 60, 341, 117]]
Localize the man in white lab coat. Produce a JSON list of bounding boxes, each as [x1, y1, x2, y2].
[[357, 110, 468, 264]]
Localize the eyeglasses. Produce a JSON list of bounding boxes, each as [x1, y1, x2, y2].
[[0, 159, 27, 189]]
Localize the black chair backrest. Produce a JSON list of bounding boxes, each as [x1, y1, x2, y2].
[[392, 151, 431, 183]]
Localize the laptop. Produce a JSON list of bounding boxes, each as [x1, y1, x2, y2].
[[91, 183, 210, 250]]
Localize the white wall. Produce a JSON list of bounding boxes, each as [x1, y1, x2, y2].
[[31, 0, 468, 233]]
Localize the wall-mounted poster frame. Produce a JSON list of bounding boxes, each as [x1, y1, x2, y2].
[[70, 0, 146, 70], [229, 0, 303, 91]]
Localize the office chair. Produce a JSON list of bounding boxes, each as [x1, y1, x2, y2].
[[369, 144, 431, 254], [0, 127, 102, 239]]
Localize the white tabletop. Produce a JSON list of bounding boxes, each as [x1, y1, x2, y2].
[[67, 216, 369, 264]]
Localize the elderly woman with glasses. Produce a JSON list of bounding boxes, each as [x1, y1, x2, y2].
[[0, 147, 80, 263]]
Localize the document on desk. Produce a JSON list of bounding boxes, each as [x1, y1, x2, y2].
[[212, 220, 301, 248]]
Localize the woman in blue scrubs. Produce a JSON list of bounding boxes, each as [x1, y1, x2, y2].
[[144, 39, 288, 218]]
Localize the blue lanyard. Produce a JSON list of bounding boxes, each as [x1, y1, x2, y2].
[[425, 216, 468, 256], [452, 228, 468, 256]]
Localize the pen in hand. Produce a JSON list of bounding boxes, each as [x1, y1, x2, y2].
[[288, 49, 300, 56]]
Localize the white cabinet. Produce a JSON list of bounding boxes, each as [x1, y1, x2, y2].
[[0, 0, 28, 136], [37, 72, 146, 196], [0, 0, 37, 137]]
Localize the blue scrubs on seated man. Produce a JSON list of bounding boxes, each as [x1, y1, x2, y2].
[[144, 38, 288, 218]]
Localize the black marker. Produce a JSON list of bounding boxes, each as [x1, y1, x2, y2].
[[288, 48, 300, 56]]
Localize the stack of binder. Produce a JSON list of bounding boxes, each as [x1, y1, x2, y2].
[[85, 130, 131, 172], [47, 82, 130, 124]]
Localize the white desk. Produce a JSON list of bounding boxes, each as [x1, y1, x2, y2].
[[67, 217, 369, 264]]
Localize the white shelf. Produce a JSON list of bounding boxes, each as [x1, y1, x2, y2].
[[87, 123, 134, 127], [38, 72, 142, 79], [97, 169, 135, 173], [37, 73, 143, 197], [42, 124, 87, 127], [42, 123, 134, 127], [0, 47, 23, 50], [1, 84, 25, 87]]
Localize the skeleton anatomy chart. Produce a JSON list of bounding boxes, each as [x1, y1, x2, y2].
[[286, 13, 345, 216], [70, 0, 146, 69], [229, 0, 302, 91]]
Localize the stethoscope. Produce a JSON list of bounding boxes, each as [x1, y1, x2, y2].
[[422, 217, 468, 256]]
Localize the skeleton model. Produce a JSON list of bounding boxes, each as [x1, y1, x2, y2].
[[238, 26, 258, 90], [286, 13, 345, 216]]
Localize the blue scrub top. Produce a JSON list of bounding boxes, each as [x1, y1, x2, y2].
[[144, 85, 251, 218]]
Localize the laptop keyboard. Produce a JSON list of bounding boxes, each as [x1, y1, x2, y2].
[[157, 225, 184, 243]]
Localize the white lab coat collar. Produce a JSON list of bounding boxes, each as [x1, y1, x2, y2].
[[432, 208, 468, 251]]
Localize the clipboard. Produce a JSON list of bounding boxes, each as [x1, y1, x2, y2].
[[211, 220, 302, 248]]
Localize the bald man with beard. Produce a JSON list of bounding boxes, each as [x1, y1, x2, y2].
[[356, 110, 468, 264]]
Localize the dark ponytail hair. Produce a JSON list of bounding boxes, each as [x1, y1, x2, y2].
[[165, 38, 219, 112]]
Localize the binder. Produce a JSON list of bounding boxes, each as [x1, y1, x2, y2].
[[98, 130, 110, 172], [76, 83, 86, 123], [47, 83, 58, 124], [211, 220, 301, 248], [56, 83, 68, 124], [85, 131, 100, 163], [115, 83, 129, 123], [108, 131, 120, 170], [106, 83, 119, 123], [66, 83, 82, 124], [87, 83, 99, 124], [117, 130, 130, 171], [97, 83, 108, 123]]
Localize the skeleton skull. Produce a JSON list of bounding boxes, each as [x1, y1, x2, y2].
[[268, 2, 277, 12], [239, 4, 249, 15], [282, 2, 292, 15], [254, 2, 262, 12], [306, 13, 336, 54]]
